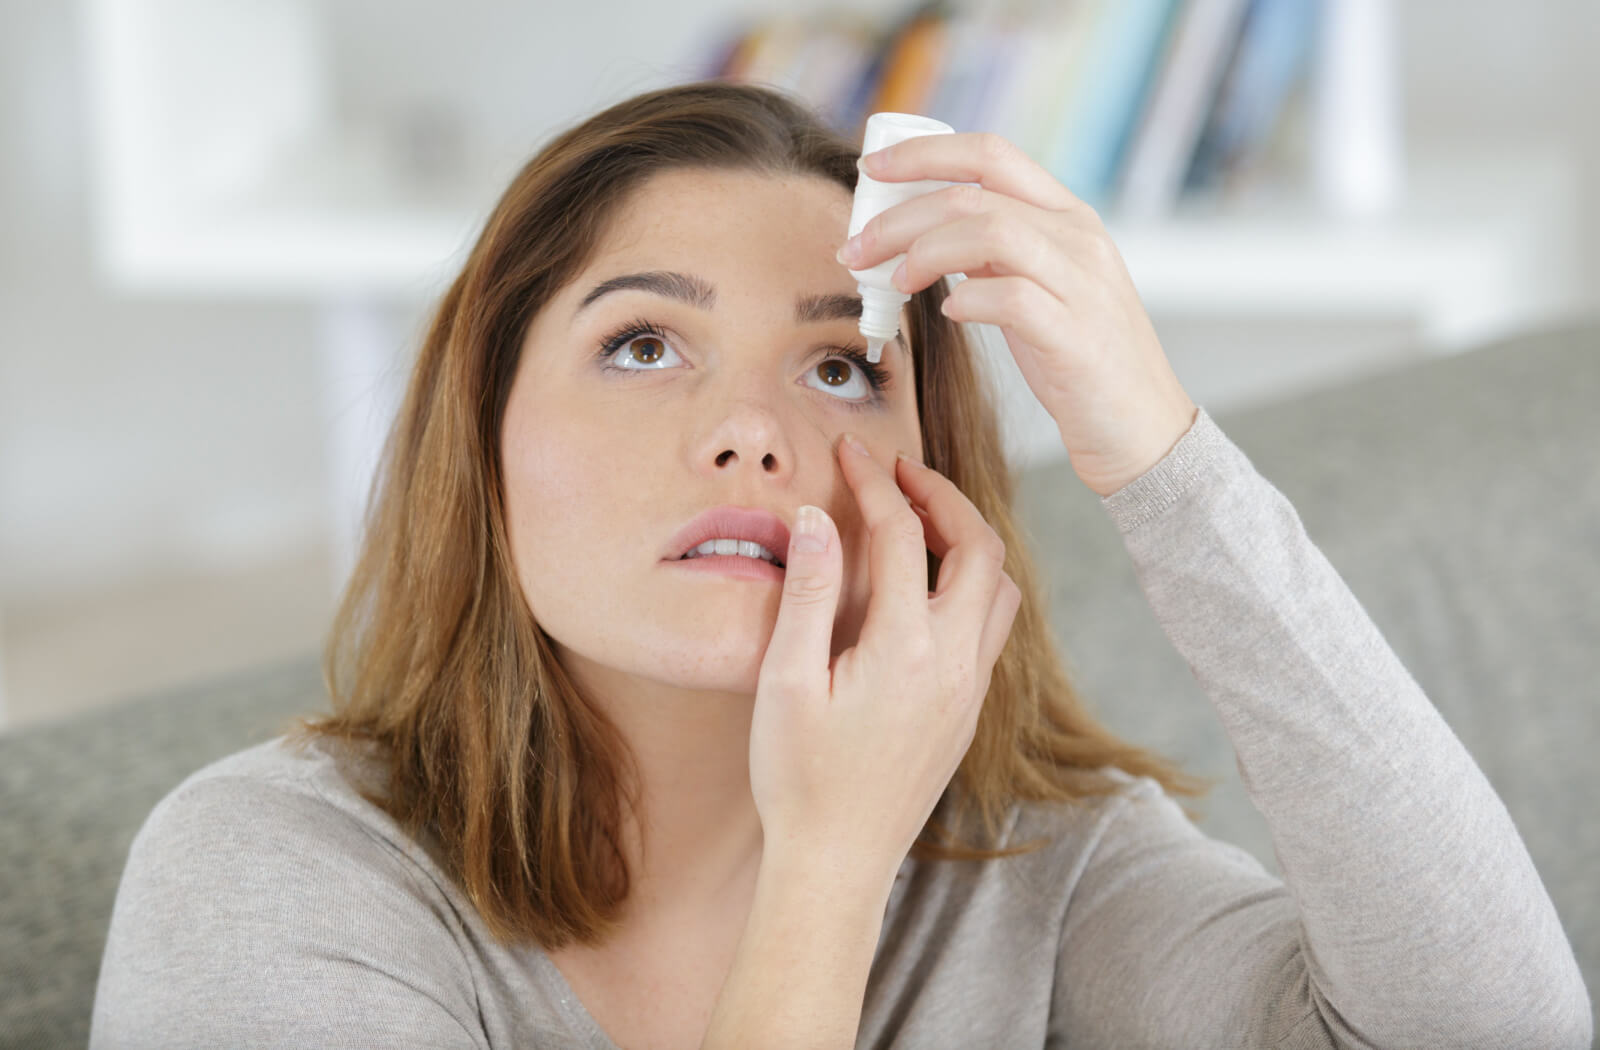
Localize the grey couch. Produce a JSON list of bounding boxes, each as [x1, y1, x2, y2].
[[3, 318, 1596, 1047]]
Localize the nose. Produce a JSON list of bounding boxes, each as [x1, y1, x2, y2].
[[698, 396, 795, 480]]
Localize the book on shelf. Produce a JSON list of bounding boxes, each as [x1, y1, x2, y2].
[[1116, 0, 1254, 218], [703, 0, 1326, 220], [1182, 0, 1321, 202]]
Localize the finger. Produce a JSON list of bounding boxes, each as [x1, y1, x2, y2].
[[862, 131, 1081, 213], [762, 504, 844, 695], [939, 274, 1077, 351], [893, 454, 1009, 633], [879, 207, 1075, 302], [848, 182, 1032, 281], [838, 434, 932, 649], [973, 571, 1023, 694]]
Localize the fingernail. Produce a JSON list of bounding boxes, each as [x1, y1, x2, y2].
[[862, 149, 888, 174], [836, 236, 862, 265], [792, 504, 828, 553], [842, 432, 869, 457], [896, 450, 927, 470]]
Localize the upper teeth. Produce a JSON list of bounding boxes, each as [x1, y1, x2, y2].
[[684, 538, 782, 564]]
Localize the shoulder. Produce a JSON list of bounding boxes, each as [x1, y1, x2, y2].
[[876, 773, 1224, 985], [118, 733, 461, 929], [132, 734, 407, 870], [904, 770, 1197, 904], [1001, 768, 1190, 857], [974, 769, 1270, 901], [94, 735, 484, 1047]]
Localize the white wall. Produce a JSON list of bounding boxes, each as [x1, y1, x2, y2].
[[1, 2, 329, 605], [1401, 0, 1600, 293], [2, 0, 1597, 611]]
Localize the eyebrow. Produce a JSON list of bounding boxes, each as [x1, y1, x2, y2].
[[574, 270, 907, 357]]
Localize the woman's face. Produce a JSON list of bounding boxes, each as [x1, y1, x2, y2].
[[501, 168, 923, 700]]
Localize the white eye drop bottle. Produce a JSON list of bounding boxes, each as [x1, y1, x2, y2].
[[844, 113, 956, 362]]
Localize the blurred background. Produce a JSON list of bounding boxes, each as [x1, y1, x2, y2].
[[1, 0, 1596, 732]]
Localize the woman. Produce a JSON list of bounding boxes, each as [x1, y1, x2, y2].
[[89, 81, 1590, 1048]]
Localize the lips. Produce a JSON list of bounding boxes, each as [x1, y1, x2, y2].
[[664, 505, 793, 565]]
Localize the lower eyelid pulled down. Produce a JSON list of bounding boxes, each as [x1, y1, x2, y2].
[[592, 319, 893, 409]]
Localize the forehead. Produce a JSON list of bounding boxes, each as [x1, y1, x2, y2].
[[593, 168, 852, 257], [543, 170, 866, 331]]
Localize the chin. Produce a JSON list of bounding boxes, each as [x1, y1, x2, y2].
[[629, 632, 771, 691], [646, 653, 764, 694]]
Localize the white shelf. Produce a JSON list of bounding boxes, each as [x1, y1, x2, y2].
[[97, 206, 480, 300], [1106, 146, 1585, 349], [95, 148, 1584, 355]]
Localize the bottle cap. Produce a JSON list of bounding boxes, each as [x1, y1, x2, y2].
[[862, 113, 955, 155]]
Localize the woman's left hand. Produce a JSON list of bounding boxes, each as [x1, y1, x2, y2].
[[836, 131, 1198, 498]]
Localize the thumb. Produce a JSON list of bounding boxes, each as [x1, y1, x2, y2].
[[763, 505, 842, 685]]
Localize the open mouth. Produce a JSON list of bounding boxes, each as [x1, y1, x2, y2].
[[677, 540, 785, 570]]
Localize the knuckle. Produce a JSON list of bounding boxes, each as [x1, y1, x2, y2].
[[905, 633, 937, 666], [1083, 224, 1117, 268], [1026, 226, 1055, 275], [1004, 276, 1030, 313], [999, 277, 1033, 317], [782, 572, 834, 606], [889, 509, 926, 547], [978, 210, 1009, 243], [981, 533, 1008, 571], [978, 131, 1014, 165], [950, 182, 986, 215], [949, 659, 977, 699], [901, 240, 924, 277], [860, 213, 885, 255], [759, 669, 811, 700], [975, 674, 996, 710]]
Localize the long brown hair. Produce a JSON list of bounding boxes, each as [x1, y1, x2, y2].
[[285, 79, 1210, 951]]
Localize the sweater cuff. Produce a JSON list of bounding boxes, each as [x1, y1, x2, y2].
[[1099, 406, 1229, 534]]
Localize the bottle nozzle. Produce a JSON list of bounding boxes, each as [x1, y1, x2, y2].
[[858, 282, 908, 363]]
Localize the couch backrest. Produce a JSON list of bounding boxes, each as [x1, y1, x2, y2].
[[0, 658, 325, 1047], [1014, 315, 1600, 1016]]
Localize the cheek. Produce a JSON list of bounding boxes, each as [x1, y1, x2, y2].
[[500, 423, 621, 612]]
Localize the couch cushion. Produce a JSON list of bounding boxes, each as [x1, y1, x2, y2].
[[0, 656, 327, 1048]]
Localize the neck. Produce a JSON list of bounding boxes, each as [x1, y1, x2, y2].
[[560, 648, 767, 925]]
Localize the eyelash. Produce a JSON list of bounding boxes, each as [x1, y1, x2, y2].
[[594, 316, 893, 410]]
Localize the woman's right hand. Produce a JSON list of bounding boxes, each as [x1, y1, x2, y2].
[[750, 433, 1022, 884]]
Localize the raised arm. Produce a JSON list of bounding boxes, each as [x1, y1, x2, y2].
[[1049, 408, 1592, 1048]]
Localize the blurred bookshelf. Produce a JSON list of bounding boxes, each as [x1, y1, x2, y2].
[[78, 0, 1590, 564], [84, 0, 1588, 328]]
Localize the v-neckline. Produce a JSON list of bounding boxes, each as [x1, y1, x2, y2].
[[528, 857, 915, 1048], [531, 947, 624, 1049]]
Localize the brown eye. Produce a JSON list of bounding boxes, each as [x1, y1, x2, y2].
[[815, 359, 852, 387], [629, 337, 666, 364]]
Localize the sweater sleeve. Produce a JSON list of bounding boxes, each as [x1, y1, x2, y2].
[[88, 773, 487, 1050], [1048, 406, 1592, 1049]]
